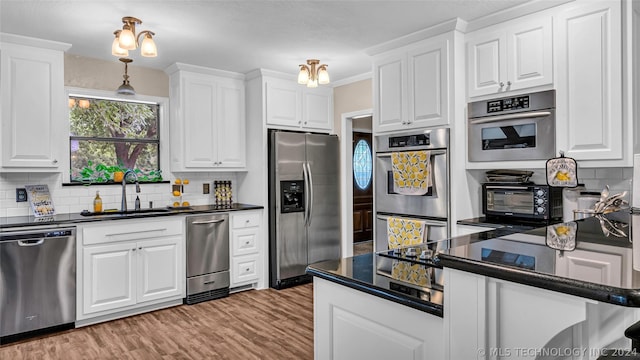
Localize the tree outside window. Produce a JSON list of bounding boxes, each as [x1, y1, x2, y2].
[[69, 96, 162, 183]]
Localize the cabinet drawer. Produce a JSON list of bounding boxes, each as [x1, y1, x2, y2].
[[82, 218, 183, 245], [231, 254, 259, 284], [232, 211, 261, 229], [232, 228, 259, 256]]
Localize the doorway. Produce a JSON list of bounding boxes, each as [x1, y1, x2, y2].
[[339, 110, 373, 258]]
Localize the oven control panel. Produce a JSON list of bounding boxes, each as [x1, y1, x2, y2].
[[487, 95, 530, 113], [388, 133, 430, 148]]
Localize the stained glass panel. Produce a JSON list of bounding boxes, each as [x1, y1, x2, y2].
[[353, 139, 372, 190]]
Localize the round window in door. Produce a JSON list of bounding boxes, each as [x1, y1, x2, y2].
[[353, 139, 372, 190]]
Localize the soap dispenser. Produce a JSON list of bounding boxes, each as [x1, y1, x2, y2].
[[93, 191, 102, 213]]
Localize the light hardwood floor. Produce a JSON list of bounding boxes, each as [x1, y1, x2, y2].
[[0, 284, 313, 360]]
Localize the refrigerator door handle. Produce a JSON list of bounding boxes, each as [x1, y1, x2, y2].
[[302, 162, 310, 225], [307, 161, 314, 227]]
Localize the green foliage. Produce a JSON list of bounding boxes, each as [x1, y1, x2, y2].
[[73, 160, 162, 184], [69, 96, 161, 184]]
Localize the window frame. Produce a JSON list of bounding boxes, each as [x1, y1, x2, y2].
[[64, 87, 170, 184]]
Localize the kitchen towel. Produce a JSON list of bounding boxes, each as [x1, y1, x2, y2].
[[387, 217, 426, 249], [391, 151, 431, 195], [387, 217, 429, 287]]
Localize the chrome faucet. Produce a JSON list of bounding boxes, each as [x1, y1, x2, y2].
[[121, 170, 141, 212]]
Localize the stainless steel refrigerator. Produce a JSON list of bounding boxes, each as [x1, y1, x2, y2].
[[268, 130, 341, 289]]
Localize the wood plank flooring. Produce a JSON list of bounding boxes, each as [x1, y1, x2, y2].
[[0, 284, 314, 360]]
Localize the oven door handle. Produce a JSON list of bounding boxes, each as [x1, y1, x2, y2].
[[376, 215, 447, 227], [375, 149, 446, 158], [469, 111, 552, 125]]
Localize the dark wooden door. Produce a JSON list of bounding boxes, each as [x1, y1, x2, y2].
[[352, 132, 373, 242]]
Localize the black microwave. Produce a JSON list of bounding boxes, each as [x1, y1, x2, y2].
[[482, 183, 563, 222]]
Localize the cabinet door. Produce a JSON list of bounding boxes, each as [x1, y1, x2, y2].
[[555, 1, 622, 161], [1, 43, 65, 169], [507, 17, 553, 92], [302, 88, 333, 131], [408, 38, 449, 128], [373, 53, 407, 133], [555, 249, 622, 287], [83, 243, 136, 315], [137, 236, 184, 303], [182, 75, 218, 168], [467, 31, 506, 98], [216, 79, 246, 168], [266, 79, 301, 127]]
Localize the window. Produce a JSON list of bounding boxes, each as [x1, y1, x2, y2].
[[69, 95, 162, 183], [353, 139, 372, 190]]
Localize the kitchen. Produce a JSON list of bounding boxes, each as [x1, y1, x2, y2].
[[1, 0, 640, 359]]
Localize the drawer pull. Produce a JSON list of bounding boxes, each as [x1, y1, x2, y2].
[[204, 280, 216, 285], [106, 229, 166, 237]]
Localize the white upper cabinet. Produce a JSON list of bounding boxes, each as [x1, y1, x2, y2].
[[166, 64, 246, 171], [467, 17, 552, 98], [265, 77, 333, 132], [555, 1, 624, 164], [373, 33, 451, 133], [0, 34, 70, 171]]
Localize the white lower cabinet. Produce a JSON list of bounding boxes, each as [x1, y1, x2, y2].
[[77, 218, 185, 325], [229, 210, 263, 290], [443, 267, 600, 360], [314, 277, 443, 360]]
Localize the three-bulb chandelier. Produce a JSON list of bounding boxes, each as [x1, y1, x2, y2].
[[111, 16, 157, 57], [297, 59, 330, 88]]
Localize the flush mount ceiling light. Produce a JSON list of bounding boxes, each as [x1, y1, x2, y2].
[[297, 59, 330, 88], [116, 58, 135, 95], [111, 16, 157, 57]]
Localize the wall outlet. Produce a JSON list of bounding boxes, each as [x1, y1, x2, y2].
[[16, 188, 27, 202], [203, 183, 210, 194]]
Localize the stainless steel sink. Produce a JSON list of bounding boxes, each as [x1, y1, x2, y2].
[[80, 208, 171, 216]]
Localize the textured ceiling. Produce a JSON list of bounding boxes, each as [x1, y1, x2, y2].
[[1, 0, 546, 82]]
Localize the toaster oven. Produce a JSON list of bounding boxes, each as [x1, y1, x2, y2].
[[482, 183, 563, 222]]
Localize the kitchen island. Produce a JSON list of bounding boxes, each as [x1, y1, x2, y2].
[[307, 210, 640, 359]]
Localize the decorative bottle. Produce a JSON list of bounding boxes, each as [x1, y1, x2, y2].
[[93, 191, 103, 213]]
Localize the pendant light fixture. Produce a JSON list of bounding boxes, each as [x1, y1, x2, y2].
[[298, 59, 330, 88], [111, 16, 157, 58], [116, 58, 135, 95]]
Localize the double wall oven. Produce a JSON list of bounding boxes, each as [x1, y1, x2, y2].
[[374, 127, 450, 253]]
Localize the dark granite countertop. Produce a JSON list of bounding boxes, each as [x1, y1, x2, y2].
[[307, 253, 444, 317], [308, 210, 640, 314], [0, 203, 263, 230], [439, 210, 640, 307]]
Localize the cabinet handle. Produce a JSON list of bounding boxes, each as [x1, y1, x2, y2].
[[52, 159, 58, 164], [245, 268, 250, 272], [132, 248, 137, 251], [298, 121, 302, 124], [304, 121, 307, 124], [507, 81, 512, 86], [245, 241, 250, 245], [499, 82, 504, 87], [245, 219, 250, 223], [138, 247, 142, 250]]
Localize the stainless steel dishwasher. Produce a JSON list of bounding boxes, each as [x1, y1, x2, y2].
[[0, 227, 76, 343], [185, 214, 230, 304]]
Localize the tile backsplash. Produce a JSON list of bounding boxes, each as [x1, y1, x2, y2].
[[0, 172, 238, 218]]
